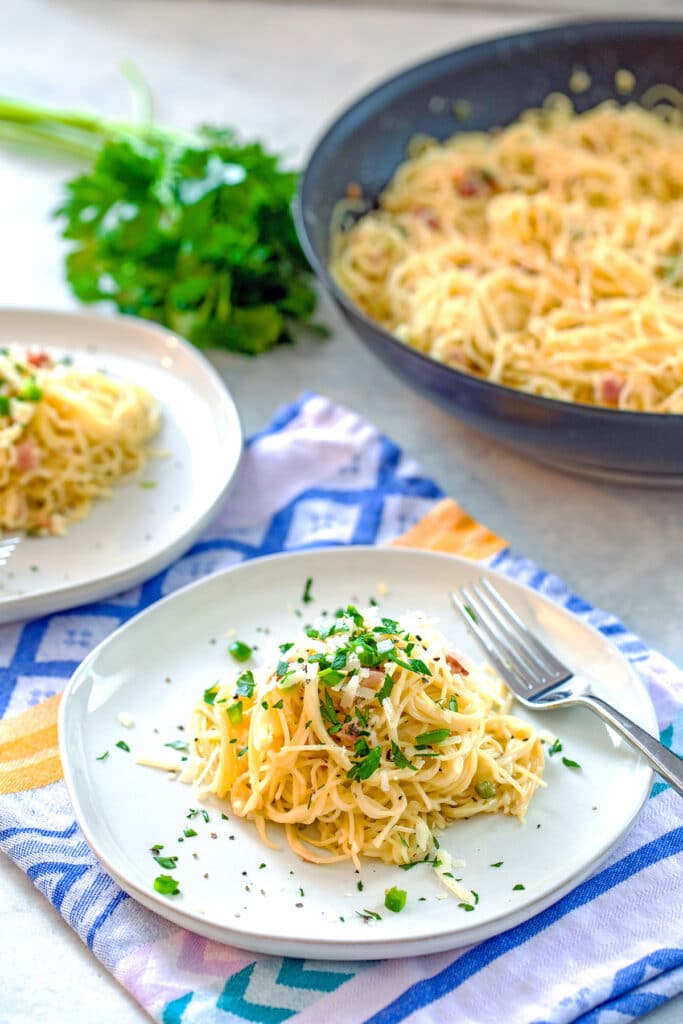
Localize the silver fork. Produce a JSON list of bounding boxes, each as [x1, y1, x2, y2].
[[451, 577, 683, 798], [0, 534, 20, 569]]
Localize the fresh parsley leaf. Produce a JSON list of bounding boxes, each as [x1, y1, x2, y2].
[[164, 739, 189, 751], [562, 757, 581, 769], [513, 883, 526, 891], [490, 861, 504, 868], [96, 751, 109, 761], [115, 740, 130, 752], [548, 738, 563, 756], [154, 855, 178, 869], [302, 577, 314, 604], [391, 740, 417, 771], [356, 908, 382, 921], [415, 729, 450, 746], [203, 685, 219, 705], [376, 674, 394, 703], [235, 670, 255, 698], [347, 746, 381, 782], [30, 114, 325, 354]]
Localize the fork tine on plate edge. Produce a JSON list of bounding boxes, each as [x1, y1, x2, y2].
[[451, 579, 572, 696], [477, 578, 569, 680], [451, 585, 534, 694]]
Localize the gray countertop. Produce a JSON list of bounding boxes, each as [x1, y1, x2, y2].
[[0, 2, 680, 1022]]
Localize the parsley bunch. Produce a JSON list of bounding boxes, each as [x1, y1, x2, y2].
[[0, 78, 323, 354]]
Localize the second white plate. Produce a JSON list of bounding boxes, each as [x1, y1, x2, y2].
[[59, 547, 656, 959], [0, 308, 242, 622]]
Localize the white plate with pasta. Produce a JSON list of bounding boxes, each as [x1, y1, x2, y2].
[[59, 546, 656, 959], [0, 308, 241, 622]]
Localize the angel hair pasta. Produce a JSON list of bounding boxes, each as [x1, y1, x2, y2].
[[0, 347, 160, 535], [184, 604, 544, 878], [331, 98, 683, 413]]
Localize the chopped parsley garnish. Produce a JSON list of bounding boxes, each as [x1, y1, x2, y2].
[[376, 674, 394, 703], [115, 740, 130, 752], [150, 844, 164, 853], [226, 701, 243, 724], [139, 480, 157, 489], [562, 757, 581, 769], [187, 808, 199, 819], [391, 741, 417, 771], [203, 685, 219, 705], [464, 604, 477, 623], [154, 855, 178, 869], [183, 828, 197, 838], [357, 880, 364, 891], [0, 395, 10, 416], [384, 887, 407, 913], [96, 751, 109, 761], [415, 729, 450, 747], [398, 855, 441, 871], [388, 651, 431, 676], [448, 695, 458, 712], [279, 642, 294, 654], [475, 780, 496, 799], [273, 699, 284, 710], [548, 738, 563, 756], [201, 810, 210, 824], [458, 902, 475, 912], [354, 706, 369, 728], [164, 739, 189, 751], [228, 640, 252, 662], [237, 746, 248, 758], [154, 874, 180, 896], [299, 887, 305, 898], [347, 745, 381, 782], [321, 690, 341, 733], [356, 908, 382, 922], [276, 659, 289, 677], [331, 650, 347, 671], [319, 667, 344, 686], [513, 884, 526, 891], [235, 670, 255, 698], [302, 577, 314, 604], [490, 861, 504, 868]]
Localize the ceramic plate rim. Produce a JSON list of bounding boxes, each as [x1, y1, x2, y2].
[[0, 307, 243, 621], [59, 547, 656, 959]]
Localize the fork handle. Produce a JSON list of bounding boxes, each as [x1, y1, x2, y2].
[[575, 694, 683, 798]]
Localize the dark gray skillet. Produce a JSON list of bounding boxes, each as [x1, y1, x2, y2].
[[296, 20, 683, 485]]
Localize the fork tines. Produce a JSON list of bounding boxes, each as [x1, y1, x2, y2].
[[451, 577, 571, 696]]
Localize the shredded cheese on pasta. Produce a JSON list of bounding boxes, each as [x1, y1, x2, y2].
[[0, 347, 160, 535], [184, 606, 544, 871], [331, 97, 683, 413]]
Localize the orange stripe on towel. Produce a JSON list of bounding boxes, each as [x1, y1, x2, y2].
[[0, 693, 63, 793], [390, 497, 506, 560]]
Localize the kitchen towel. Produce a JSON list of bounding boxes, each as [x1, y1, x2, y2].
[[1, 392, 681, 1024]]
